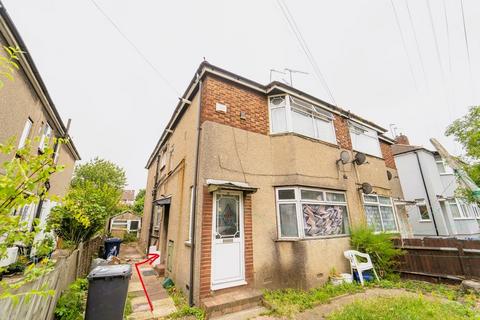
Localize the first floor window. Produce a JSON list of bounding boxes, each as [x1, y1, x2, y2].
[[363, 195, 397, 232], [276, 187, 349, 239], [18, 118, 33, 149], [448, 199, 462, 218], [417, 203, 430, 220], [349, 121, 381, 157]]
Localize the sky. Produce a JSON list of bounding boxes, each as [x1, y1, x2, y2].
[[4, 0, 479, 191]]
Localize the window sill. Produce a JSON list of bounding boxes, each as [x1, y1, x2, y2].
[[418, 219, 432, 223], [453, 217, 478, 221], [270, 132, 339, 149], [439, 173, 454, 176], [351, 148, 383, 160], [275, 234, 350, 242]]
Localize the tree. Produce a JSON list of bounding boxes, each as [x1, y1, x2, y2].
[[71, 157, 126, 190], [0, 138, 61, 300], [0, 46, 23, 90], [48, 158, 127, 245], [133, 189, 145, 215], [445, 106, 480, 202]]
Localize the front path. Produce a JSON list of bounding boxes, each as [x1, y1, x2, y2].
[[119, 243, 177, 320]]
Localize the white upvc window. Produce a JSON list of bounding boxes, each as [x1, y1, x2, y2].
[[434, 155, 453, 175], [111, 219, 128, 229], [38, 123, 52, 152], [472, 204, 480, 219], [18, 118, 33, 149], [269, 95, 337, 145], [349, 121, 381, 157], [127, 220, 140, 232], [448, 199, 462, 218], [363, 194, 398, 232], [416, 201, 431, 221], [450, 198, 477, 219], [276, 187, 349, 239]]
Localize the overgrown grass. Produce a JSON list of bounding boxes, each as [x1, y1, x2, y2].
[[263, 282, 364, 317], [263, 279, 480, 318], [327, 296, 478, 320], [166, 287, 206, 320], [124, 293, 133, 319]]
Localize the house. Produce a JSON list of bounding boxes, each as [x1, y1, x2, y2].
[[0, 3, 80, 257], [392, 135, 480, 238], [109, 211, 141, 238], [139, 62, 409, 308], [121, 189, 136, 206]]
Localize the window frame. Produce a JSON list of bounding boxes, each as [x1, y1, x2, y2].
[[275, 186, 350, 240], [434, 155, 453, 175], [362, 194, 399, 233], [416, 202, 431, 222], [348, 121, 382, 157], [268, 95, 337, 145], [450, 198, 478, 220], [38, 122, 52, 152], [18, 118, 33, 149]]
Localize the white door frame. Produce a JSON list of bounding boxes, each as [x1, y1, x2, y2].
[[211, 190, 246, 290]]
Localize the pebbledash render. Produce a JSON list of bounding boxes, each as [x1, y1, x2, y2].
[[139, 62, 409, 305]]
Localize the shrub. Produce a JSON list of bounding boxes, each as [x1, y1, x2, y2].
[[350, 226, 403, 278], [122, 232, 138, 243], [54, 278, 88, 320]]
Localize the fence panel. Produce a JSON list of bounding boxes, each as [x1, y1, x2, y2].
[[0, 236, 102, 320], [395, 237, 480, 282]]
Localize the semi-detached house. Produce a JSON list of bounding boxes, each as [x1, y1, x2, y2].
[[139, 62, 410, 308]]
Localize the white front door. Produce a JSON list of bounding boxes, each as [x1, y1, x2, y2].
[[211, 191, 245, 290]]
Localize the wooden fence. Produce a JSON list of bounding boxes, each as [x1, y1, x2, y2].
[[393, 237, 480, 283], [0, 236, 103, 320]]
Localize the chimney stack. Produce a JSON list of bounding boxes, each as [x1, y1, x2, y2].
[[395, 134, 410, 145]]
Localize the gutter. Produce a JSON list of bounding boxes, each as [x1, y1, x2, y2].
[[188, 77, 202, 307], [415, 151, 439, 236]]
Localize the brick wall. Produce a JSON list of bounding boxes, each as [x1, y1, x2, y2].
[[380, 141, 397, 169], [199, 187, 254, 299], [200, 75, 269, 135], [333, 115, 352, 150]]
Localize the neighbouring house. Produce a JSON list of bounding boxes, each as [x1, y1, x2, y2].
[[139, 62, 410, 307], [121, 189, 136, 206], [0, 3, 80, 261], [392, 134, 480, 238], [109, 211, 141, 238]]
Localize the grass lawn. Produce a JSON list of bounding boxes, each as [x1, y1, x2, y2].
[[327, 296, 478, 320], [263, 280, 480, 318]]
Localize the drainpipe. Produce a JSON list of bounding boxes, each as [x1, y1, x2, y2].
[[415, 151, 439, 236], [189, 78, 202, 307], [147, 154, 161, 252]]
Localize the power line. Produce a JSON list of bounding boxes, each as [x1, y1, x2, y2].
[[459, 0, 475, 101], [89, 0, 181, 97], [276, 0, 337, 105], [442, 0, 453, 75], [390, 0, 419, 91], [405, 0, 428, 87]]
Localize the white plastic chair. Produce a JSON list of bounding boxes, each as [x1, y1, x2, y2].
[[344, 250, 379, 285]]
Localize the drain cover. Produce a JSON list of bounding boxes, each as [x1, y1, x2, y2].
[[142, 269, 156, 276]]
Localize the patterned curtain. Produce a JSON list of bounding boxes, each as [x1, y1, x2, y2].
[[302, 204, 345, 236]]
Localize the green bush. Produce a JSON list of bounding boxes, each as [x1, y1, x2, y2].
[[122, 232, 138, 243], [54, 278, 88, 320], [167, 287, 205, 320], [350, 226, 403, 278]]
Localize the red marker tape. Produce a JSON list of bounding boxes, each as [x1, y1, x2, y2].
[[135, 253, 160, 312]]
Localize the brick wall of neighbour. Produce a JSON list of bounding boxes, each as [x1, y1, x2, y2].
[[333, 115, 352, 150], [380, 141, 397, 169], [200, 75, 269, 135], [199, 187, 254, 299]]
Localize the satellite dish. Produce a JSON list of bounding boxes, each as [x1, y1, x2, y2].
[[387, 171, 393, 181], [338, 150, 350, 164], [354, 152, 367, 165], [361, 182, 373, 194]]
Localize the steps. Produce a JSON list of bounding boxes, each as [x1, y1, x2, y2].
[[202, 288, 263, 319]]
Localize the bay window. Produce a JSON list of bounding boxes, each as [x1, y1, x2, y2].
[[363, 195, 398, 232], [349, 121, 381, 157], [276, 187, 349, 239], [269, 95, 336, 144]]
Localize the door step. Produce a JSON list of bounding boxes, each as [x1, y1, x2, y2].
[[210, 306, 267, 320], [202, 288, 263, 319], [153, 264, 165, 277]]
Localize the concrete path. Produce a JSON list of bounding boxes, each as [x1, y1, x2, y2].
[[119, 243, 177, 320]]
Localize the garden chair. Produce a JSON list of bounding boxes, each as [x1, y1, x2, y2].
[[343, 250, 379, 285]]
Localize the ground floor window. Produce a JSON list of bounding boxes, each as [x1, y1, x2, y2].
[[363, 195, 398, 232], [276, 187, 349, 239], [449, 198, 480, 219]]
